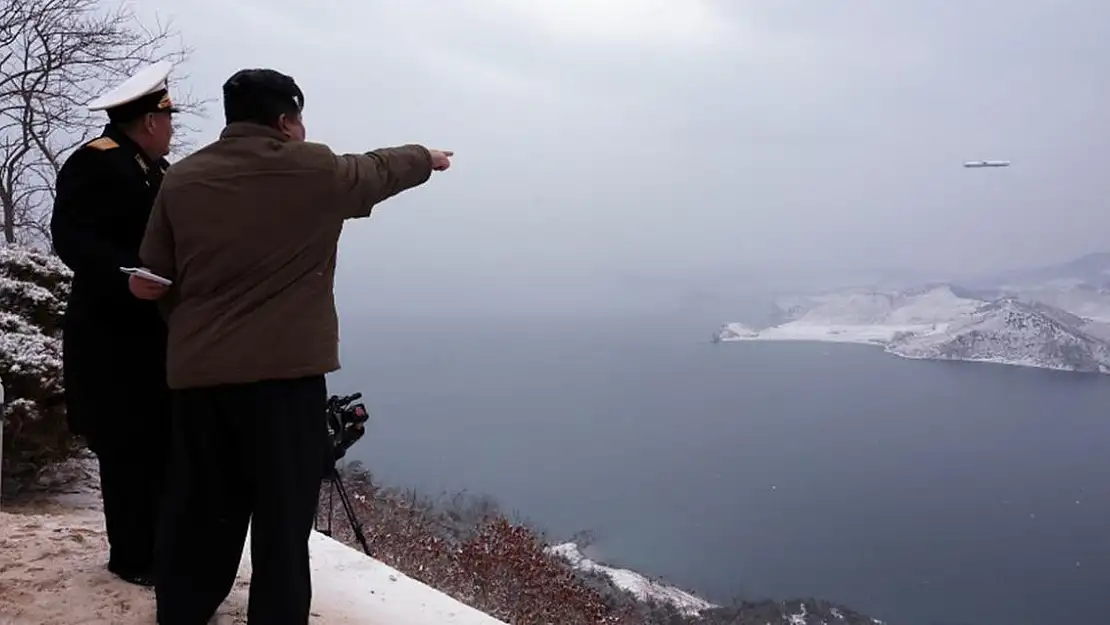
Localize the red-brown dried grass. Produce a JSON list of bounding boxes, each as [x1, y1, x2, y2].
[[316, 466, 641, 625]]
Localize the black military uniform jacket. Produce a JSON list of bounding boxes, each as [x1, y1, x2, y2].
[[50, 123, 171, 449]]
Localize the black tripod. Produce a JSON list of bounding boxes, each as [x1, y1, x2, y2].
[[315, 392, 373, 555], [316, 465, 372, 556]]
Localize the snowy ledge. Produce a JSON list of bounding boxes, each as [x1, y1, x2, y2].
[[251, 530, 507, 624], [0, 480, 505, 625]]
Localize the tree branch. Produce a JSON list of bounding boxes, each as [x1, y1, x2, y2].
[[0, 0, 213, 247]]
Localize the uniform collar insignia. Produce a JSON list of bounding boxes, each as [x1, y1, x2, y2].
[[133, 153, 150, 174]]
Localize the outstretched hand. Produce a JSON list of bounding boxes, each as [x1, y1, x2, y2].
[[429, 149, 453, 172]]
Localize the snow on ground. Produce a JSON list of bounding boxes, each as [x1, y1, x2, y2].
[[0, 508, 168, 625], [0, 457, 505, 625], [720, 321, 937, 345], [882, 286, 984, 325], [0, 510, 507, 625], [546, 542, 716, 616], [719, 285, 981, 346], [782, 285, 981, 327]]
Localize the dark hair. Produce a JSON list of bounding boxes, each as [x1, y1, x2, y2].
[[222, 68, 304, 127]]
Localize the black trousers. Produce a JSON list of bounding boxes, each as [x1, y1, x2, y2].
[[82, 369, 171, 580], [97, 441, 168, 577], [155, 375, 330, 625]]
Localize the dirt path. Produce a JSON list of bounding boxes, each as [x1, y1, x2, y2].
[[0, 454, 254, 625], [0, 506, 257, 624]]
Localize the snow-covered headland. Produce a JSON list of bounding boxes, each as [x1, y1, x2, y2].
[[547, 543, 884, 625], [547, 543, 718, 616], [714, 281, 1110, 375]]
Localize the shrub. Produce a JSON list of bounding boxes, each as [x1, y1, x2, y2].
[[0, 245, 77, 497], [318, 464, 639, 624]]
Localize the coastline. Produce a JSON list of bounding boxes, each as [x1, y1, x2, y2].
[[715, 323, 1110, 376]]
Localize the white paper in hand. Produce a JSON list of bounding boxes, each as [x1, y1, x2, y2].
[[120, 267, 173, 286]]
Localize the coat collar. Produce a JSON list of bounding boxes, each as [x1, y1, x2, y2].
[[219, 122, 291, 143], [102, 123, 165, 176]]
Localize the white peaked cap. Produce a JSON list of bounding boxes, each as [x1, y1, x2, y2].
[[87, 61, 174, 111]]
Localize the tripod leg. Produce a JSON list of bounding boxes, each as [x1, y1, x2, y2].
[[331, 472, 372, 556]]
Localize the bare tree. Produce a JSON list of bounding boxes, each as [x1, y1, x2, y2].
[[0, 0, 211, 249]]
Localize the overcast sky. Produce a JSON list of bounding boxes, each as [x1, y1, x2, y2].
[[132, 0, 1110, 315]]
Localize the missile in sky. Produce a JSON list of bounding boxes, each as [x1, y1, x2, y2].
[[963, 160, 1011, 168]]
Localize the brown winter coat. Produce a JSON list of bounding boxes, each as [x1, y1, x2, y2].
[[138, 122, 433, 389]]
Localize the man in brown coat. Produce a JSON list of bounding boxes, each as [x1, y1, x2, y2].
[[129, 68, 452, 624]]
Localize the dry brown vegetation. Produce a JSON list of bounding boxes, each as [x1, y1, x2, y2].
[[316, 463, 640, 625]]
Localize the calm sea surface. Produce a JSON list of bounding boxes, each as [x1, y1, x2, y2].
[[330, 314, 1110, 625]]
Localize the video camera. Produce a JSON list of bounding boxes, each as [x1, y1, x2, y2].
[[325, 392, 370, 462], [318, 390, 373, 555]]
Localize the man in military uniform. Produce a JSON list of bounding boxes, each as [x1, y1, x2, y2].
[[50, 61, 179, 587]]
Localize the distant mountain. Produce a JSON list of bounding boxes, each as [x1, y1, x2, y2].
[[959, 252, 1110, 323], [1012, 283, 1110, 324], [713, 283, 1110, 375], [969, 252, 1110, 290]]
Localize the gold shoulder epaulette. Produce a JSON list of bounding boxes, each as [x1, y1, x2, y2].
[[86, 137, 119, 151]]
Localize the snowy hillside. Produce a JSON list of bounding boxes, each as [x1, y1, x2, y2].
[[782, 285, 982, 327], [547, 543, 717, 617], [715, 284, 1110, 374], [971, 251, 1110, 290], [719, 285, 983, 345], [1014, 283, 1110, 323], [888, 298, 1110, 373]]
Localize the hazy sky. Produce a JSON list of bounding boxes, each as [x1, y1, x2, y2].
[[131, 0, 1109, 315]]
